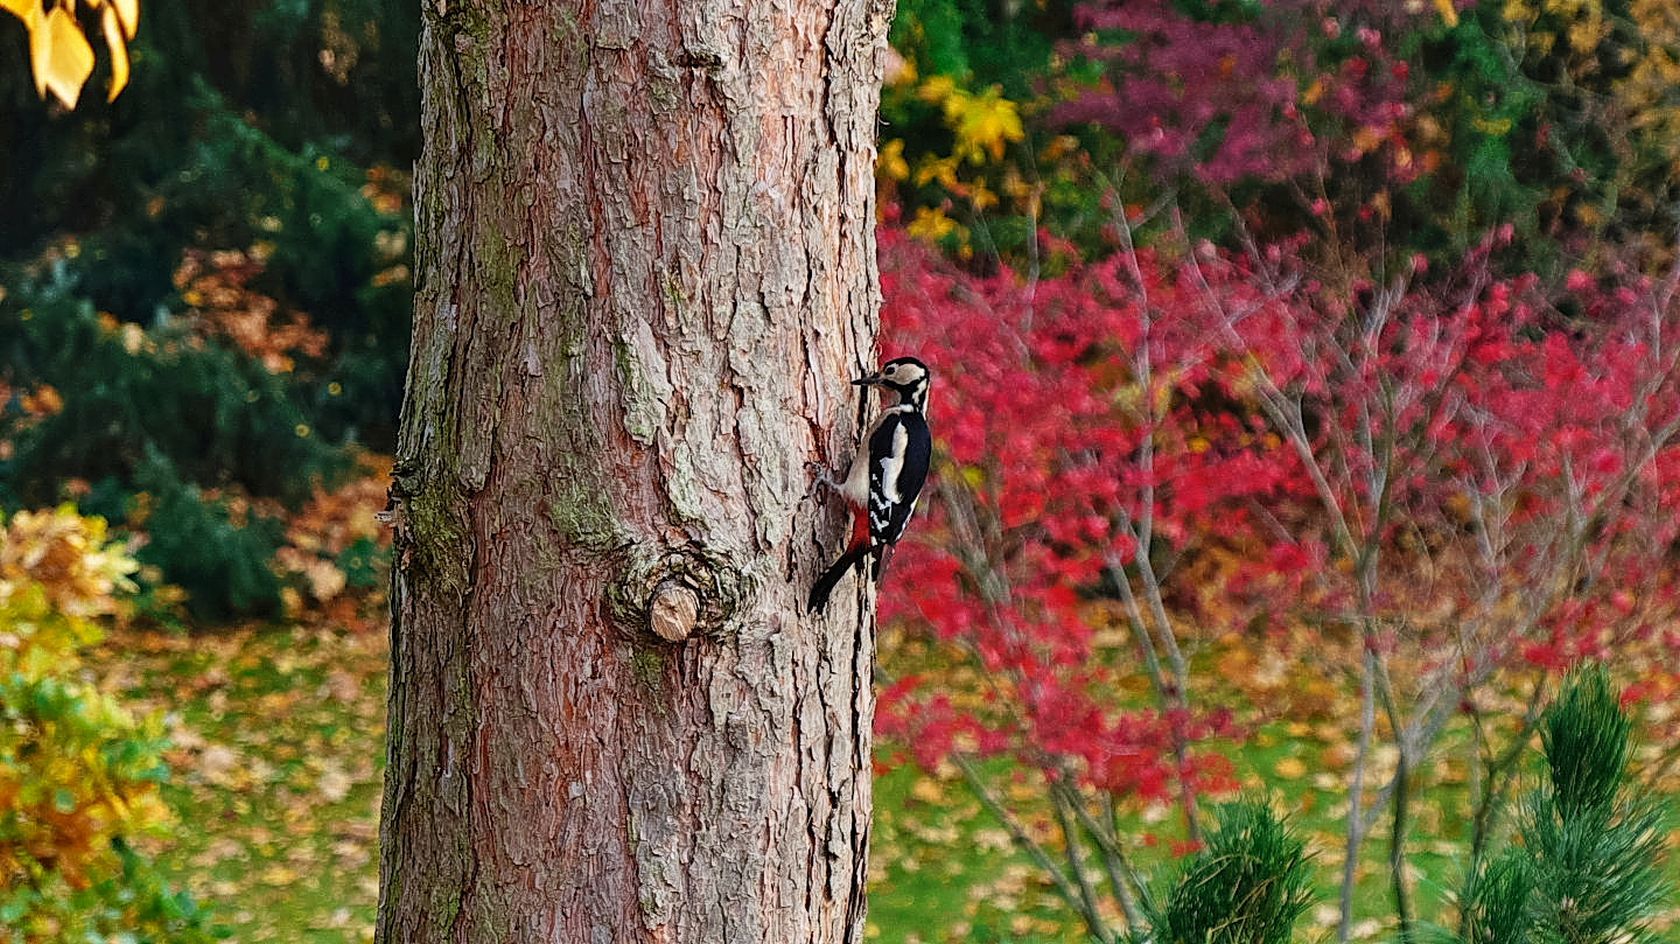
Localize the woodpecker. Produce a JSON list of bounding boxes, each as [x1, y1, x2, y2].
[[808, 356, 933, 614]]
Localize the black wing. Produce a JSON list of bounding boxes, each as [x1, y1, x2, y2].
[[867, 411, 932, 547]]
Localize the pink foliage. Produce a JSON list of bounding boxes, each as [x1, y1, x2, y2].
[[874, 223, 1680, 807], [1055, 0, 1419, 186]]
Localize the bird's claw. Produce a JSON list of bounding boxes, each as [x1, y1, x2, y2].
[[806, 460, 843, 494]]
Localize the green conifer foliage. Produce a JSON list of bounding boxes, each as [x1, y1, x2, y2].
[[1441, 665, 1669, 944], [1133, 801, 1315, 944], [1451, 850, 1536, 944], [1524, 666, 1667, 944]]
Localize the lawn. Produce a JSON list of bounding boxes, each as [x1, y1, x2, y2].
[[95, 621, 1680, 942], [102, 626, 387, 942]]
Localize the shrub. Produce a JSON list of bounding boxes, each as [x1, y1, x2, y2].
[[0, 507, 216, 941], [1132, 801, 1315, 944], [0, 274, 339, 619], [877, 215, 1680, 936], [1441, 665, 1670, 944]]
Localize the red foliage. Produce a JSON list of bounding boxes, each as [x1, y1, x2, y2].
[[874, 223, 1680, 813], [1055, 0, 1418, 187], [876, 229, 1307, 807]]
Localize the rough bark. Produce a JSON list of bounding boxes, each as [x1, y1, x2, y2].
[[375, 0, 894, 938]]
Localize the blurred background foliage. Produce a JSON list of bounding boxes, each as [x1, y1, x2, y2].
[[1, 0, 414, 621], [884, 0, 1680, 276], [6, 0, 1677, 624]]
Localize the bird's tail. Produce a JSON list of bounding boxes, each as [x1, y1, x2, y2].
[[808, 544, 870, 614]]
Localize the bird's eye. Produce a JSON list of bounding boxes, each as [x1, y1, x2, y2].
[[884, 365, 897, 376]]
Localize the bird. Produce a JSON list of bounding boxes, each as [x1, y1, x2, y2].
[[807, 356, 933, 614]]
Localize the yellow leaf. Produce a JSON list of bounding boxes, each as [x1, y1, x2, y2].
[[1472, 115, 1513, 136], [1433, 0, 1459, 27], [905, 206, 960, 243], [34, 7, 95, 108], [1350, 124, 1388, 156], [112, 0, 137, 38], [1566, 18, 1604, 53], [912, 153, 960, 189], [0, 0, 38, 27], [909, 777, 947, 804], [877, 138, 910, 182], [102, 5, 128, 101], [916, 75, 956, 105], [942, 85, 1025, 164], [27, 7, 49, 98], [259, 864, 300, 886], [1274, 756, 1308, 780]]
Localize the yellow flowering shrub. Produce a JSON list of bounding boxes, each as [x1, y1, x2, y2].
[[882, 72, 1027, 230], [0, 508, 214, 941]]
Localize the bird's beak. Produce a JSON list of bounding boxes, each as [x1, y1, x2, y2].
[[851, 372, 883, 387]]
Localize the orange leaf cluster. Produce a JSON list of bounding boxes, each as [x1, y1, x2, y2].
[[274, 455, 391, 623], [173, 248, 330, 374]]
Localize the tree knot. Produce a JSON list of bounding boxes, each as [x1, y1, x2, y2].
[[607, 543, 749, 642]]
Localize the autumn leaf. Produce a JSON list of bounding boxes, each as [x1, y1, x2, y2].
[[4, 0, 139, 107], [942, 85, 1025, 164], [34, 7, 94, 106], [100, 4, 127, 100], [110, 0, 137, 37], [878, 138, 911, 183], [1273, 756, 1308, 780], [0, 0, 37, 27], [905, 206, 963, 244]]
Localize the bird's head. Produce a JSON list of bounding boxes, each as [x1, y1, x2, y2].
[[854, 356, 931, 412]]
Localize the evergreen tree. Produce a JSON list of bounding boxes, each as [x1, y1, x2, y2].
[[1441, 665, 1669, 944], [1132, 801, 1316, 944]]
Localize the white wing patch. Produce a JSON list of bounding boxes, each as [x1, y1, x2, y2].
[[868, 420, 911, 538], [879, 422, 908, 502]]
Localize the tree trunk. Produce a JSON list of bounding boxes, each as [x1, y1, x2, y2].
[[375, 0, 894, 939]]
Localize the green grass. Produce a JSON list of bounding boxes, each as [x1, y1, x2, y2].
[[103, 625, 386, 943], [868, 719, 1484, 943], [871, 760, 1083, 942], [91, 623, 1678, 943]]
